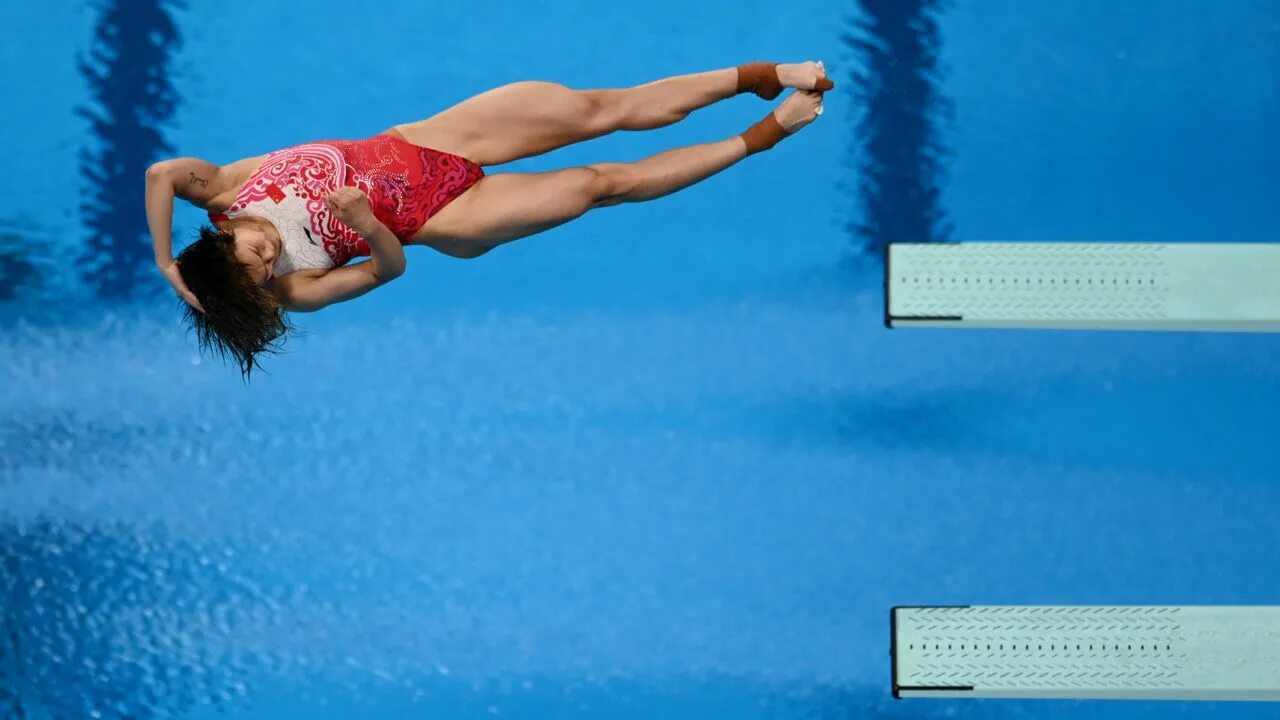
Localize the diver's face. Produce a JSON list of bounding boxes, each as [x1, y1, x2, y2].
[[232, 226, 278, 286]]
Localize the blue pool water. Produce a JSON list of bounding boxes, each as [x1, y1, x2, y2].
[[2, 2, 1279, 718]]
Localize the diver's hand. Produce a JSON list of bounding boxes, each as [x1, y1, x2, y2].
[[326, 187, 379, 235], [160, 260, 205, 314]]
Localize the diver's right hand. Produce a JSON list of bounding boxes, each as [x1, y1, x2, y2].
[[160, 261, 206, 314]]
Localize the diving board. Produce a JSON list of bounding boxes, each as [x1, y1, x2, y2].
[[885, 243, 1280, 331], [892, 606, 1280, 701]]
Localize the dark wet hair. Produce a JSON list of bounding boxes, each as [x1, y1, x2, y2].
[[175, 224, 296, 381]]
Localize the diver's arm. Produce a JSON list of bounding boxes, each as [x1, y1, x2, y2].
[[145, 157, 225, 265], [277, 225, 405, 312], [325, 188, 407, 280], [277, 189, 406, 312], [274, 260, 398, 312], [146, 157, 227, 313]]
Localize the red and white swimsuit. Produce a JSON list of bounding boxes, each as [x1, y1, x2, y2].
[[210, 133, 483, 275]]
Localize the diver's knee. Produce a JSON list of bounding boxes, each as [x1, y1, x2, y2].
[[585, 163, 638, 204]]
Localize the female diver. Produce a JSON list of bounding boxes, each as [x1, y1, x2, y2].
[[146, 61, 834, 377]]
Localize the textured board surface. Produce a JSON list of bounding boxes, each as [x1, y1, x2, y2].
[[886, 243, 1280, 331], [892, 606, 1280, 701]]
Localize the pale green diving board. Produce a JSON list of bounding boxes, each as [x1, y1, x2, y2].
[[892, 606, 1280, 701], [885, 243, 1280, 331]]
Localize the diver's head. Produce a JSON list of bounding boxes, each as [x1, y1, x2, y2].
[[226, 217, 280, 286], [175, 223, 293, 380]]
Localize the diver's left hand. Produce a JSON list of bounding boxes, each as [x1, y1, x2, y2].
[[326, 187, 379, 235], [160, 260, 205, 314]]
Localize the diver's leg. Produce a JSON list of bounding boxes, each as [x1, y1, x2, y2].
[[412, 90, 825, 258], [387, 62, 832, 166]]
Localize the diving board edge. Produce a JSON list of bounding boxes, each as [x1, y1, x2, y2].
[[891, 605, 974, 699], [884, 241, 967, 329]]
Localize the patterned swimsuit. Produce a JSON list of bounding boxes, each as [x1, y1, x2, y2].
[[210, 133, 484, 275]]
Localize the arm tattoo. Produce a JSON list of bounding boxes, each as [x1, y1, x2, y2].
[[188, 172, 209, 189]]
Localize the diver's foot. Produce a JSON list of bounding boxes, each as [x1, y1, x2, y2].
[[737, 61, 835, 100], [773, 89, 825, 133], [740, 90, 824, 154], [776, 60, 835, 92]]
